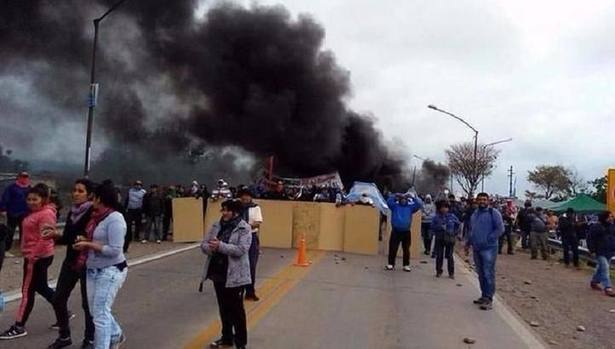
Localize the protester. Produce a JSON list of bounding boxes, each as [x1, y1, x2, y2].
[[588, 211, 615, 297], [516, 200, 533, 249], [313, 187, 331, 202], [211, 179, 233, 201], [356, 193, 375, 207], [46, 179, 96, 349], [0, 183, 57, 340], [558, 208, 580, 268], [421, 194, 435, 256], [190, 180, 201, 197], [448, 194, 463, 220], [162, 186, 178, 241], [529, 207, 549, 260], [201, 199, 251, 349], [0, 171, 31, 253], [462, 198, 478, 239], [431, 200, 461, 278], [143, 184, 164, 244], [124, 180, 146, 252], [386, 192, 423, 272], [465, 192, 504, 311], [498, 200, 516, 255], [264, 181, 288, 200], [74, 181, 128, 349], [546, 210, 558, 236], [239, 189, 263, 301]]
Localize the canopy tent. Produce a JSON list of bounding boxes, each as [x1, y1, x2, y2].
[[533, 199, 566, 210], [552, 194, 606, 214], [345, 182, 389, 214]]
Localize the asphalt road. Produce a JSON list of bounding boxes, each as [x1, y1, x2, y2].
[[0, 247, 545, 348]]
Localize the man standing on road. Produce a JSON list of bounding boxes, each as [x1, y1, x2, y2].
[[516, 200, 533, 249], [124, 180, 146, 252], [143, 184, 164, 244], [239, 189, 263, 301], [465, 192, 504, 310], [0, 171, 31, 254], [529, 207, 549, 260], [386, 192, 423, 272], [420, 195, 435, 256], [498, 200, 516, 255], [559, 208, 580, 268]]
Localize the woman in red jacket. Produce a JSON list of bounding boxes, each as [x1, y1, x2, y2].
[[0, 183, 57, 340]]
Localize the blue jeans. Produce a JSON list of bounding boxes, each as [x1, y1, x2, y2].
[[87, 266, 128, 349], [473, 246, 498, 300], [592, 256, 612, 289]]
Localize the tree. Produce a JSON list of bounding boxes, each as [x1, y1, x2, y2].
[[567, 168, 588, 196], [589, 175, 607, 204], [524, 190, 543, 200], [446, 142, 500, 197], [527, 165, 571, 200]]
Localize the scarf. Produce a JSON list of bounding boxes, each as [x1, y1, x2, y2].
[[69, 201, 93, 224], [73, 207, 113, 271], [16, 178, 30, 188]]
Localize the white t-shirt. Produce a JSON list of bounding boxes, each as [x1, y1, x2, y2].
[[248, 206, 263, 233]]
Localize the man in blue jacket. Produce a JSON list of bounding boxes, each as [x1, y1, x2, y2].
[[386, 192, 423, 272], [464, 192, 504, 310], [0, 172, 30, 253]]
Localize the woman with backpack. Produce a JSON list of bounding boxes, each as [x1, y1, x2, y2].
[[588, 211, 615, 297], [431, 200, 461, 278]]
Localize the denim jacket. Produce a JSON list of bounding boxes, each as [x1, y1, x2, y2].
[[430, 213, 461, 239]]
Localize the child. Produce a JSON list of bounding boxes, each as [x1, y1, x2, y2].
[[431, 200, 461, 278]]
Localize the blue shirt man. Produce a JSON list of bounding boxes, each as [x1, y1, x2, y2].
[[465, 192, 504, 310], [386, 193, 423, 271]]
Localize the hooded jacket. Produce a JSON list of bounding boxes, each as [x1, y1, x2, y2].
[[387, 194, 423, 232], [21, 204, 57, 259], [467, 207, 505, 249], [0, 182, 30, 217]]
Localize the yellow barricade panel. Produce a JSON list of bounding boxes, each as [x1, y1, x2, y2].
[[410, 212, 422, 259], [292, 202, 321, 249], [203, 200, 222, 235], [343, 205, 380, 255], [318, 203, 345, 251], [172, 197, 204, 242], [256, 200, 293, 249]]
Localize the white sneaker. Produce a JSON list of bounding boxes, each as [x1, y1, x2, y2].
[[141, 240, 147, 244], [385, 265, 394, 270], [156, 240, 161, 244], [403, 266, 412, 272]]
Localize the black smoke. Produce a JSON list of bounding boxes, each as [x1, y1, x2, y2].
[[416, 159, 450, 195], [0, 1, 406, 186]]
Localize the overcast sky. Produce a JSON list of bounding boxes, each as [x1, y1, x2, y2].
[[207, 0, 615, 196]]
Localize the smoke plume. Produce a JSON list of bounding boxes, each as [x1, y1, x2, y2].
[[416, 159, 450, 195], [0, 1, 406, 186]]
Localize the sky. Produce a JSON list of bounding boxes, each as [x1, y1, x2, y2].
[[197, 0, 615, 196]]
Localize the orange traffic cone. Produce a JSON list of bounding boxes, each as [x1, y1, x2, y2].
[[294, 234, 310, 267]]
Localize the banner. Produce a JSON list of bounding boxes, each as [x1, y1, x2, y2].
[[280, 172, 344, 190], [608, 169, 615, 213]]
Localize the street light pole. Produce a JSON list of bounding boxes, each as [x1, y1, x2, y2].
[[428, 105, 480, 196], [479, 138, 513, 192], [83, 0, 130, 177]]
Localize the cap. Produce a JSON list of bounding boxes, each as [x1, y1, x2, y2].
[[17, 171, 30, 178]]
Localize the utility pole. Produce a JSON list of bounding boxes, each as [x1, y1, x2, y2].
[[508, 165, 514, 197]]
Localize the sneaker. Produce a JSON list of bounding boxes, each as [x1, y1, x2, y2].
[[209, 338, 234, 348], [245, 294, 260, 302], [50, 312, 76, 330], [403, 265, 411, 272], [0, 325, 28, 340], [110, 334, 126, 349], [156, 240, 161, 244], [141, 240, 148, 244], [448, 274, 455, 280], [473, 297, 488, 305], [385, 265, 394, 271], [480, 300, 493, 310], [47, 337, 72, 349], [605, 288, 615, 297], [591, 282, 603, 291], [81, 339, 94, 349], [435, 272, 442, 278]]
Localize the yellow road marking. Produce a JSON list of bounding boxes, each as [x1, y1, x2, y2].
[[183, 251, 325, 349]]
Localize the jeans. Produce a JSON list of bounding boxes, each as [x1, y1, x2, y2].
[[473, 246, 497, 300], [562, 236, 579, 267], [145, 215, 163, 241], [16, 256, 55, 326], [246, 233, 259, 296], [53, 262, 94, 341], [214, 282, 247, 347], [530, 231, 549, 260], [592, 256, 612, 289], [498, 225, 515, 254], [87, 266, 128, 349], [521, 229, 530, 249], [125, 209, 143, 247], [434, 238, 455, 276], [421, 223, 432, 254], [388, 230, 411, 266]]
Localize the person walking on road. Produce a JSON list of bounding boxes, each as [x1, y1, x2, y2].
[[142, 184, 164, 244], [421, 195, 435, 257], [73, 181, 128, 349], [559, 208, 580, 268], [431, 200, 461, 278], [124, 180, 146, 252], [0, 183, 58, 340], [516, 200, 533, 249], [498, 200, 516, 255], [386, 192, 423, 272], [0, 171, 31, 253], [465, 192, 504, 311], [588, 211, 615, 297], [239, 189, 263, 302], [201, 199, 252, 349], [529, 207, 549, 260], [46, 179, 96, 349]]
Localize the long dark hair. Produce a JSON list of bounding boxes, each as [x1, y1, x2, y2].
[[93, 180, 122, 211], [75, 178, 95, 194], [28, 183, 61, 208]]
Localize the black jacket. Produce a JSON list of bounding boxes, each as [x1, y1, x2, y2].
[[588, 223, 615, 257], [58, 207, 93, 266], [558, 215, 577, 239]]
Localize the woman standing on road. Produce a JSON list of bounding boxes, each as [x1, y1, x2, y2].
[[201, 199, 252, 349], [73, 181, 128, 349], [46, 178, 96, 349], [431, 200, 461, 279], [0, 183, 57, 340], [588, 211, 615, 297]]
